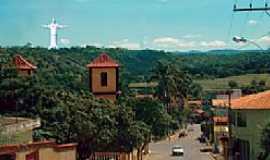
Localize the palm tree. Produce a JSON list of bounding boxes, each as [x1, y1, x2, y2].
[[151, 61, 192, 111]]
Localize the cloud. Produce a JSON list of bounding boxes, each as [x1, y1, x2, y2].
[[182, 34, 201, 39], [152, 37, 226, 50], [153, 37, 179, 44], [153, 37, 196, 49], [248, 20, 257, 26], [108, 39, 141, 50], [258, 36, 270, 44], [60, 38, 70, 45], [159, 0, 168, 3], [200, 40, 226, 48]]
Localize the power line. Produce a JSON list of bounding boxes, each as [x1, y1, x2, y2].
[[234, 2, 270, 12]]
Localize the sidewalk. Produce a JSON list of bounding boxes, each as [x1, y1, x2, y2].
[[209, 153, 225, 160]]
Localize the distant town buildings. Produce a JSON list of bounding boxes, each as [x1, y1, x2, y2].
[[87, 53, 120, 101]]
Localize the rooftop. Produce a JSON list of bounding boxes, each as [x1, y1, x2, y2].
[[128, 82, 158, 88], [13, 55, 37, 70], [231, 90, 270, 110], [0, 117, 41, 134], [87, 53, 119, 68]]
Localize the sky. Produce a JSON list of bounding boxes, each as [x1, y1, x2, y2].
[[1, 0, 270, 51]]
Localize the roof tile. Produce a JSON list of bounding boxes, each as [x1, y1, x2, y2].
[[231, 90, 270, 109], [87, 53, 119, 68], [13, 55, 37, 70]]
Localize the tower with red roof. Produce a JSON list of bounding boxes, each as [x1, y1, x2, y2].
[[87, 53, 120, 101]]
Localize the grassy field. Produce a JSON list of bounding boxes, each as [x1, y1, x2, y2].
[[196, 74, 270, 90]]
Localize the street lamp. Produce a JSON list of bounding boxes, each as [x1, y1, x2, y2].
[[232, 36, 265, 51]]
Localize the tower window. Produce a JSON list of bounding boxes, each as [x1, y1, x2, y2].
[[101, 72, 108, 87]]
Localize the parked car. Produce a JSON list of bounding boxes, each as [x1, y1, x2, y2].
[[171, 145, 184, 156], [200, 146, 212, 152]]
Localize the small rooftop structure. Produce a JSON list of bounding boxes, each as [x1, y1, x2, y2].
[[231, 90, 270, 110], [13, 55, 37, 70], [87, 53, 119, 68]]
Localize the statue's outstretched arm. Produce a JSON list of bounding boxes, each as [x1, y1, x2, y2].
[[42, 25, 49, 28]]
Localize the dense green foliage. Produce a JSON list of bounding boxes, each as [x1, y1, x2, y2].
[[1, 46, 270, 159], [259, 123, 270, 160]]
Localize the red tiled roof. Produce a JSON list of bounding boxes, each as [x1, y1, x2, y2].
[[87, 53, 119, 68], [231, 90, 270, 110], [13, 55, 37, 70], [213, 116, 228, 124]]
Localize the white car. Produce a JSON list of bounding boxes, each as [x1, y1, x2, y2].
[[172, 145, 184, 156]]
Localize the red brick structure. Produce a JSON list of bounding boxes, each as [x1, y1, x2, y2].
[[87, 53, 120, 101], [13, 55, 37, 76]]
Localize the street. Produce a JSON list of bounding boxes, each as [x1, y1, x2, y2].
[[147, 124, 211, 160]]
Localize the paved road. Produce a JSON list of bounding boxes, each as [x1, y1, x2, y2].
[[147, 124, 211, 160]]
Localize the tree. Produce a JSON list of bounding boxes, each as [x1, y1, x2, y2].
[[127, 98, 181, 140], [259, 123, 270, 160], [151, 60, 193, 110], [228, 80, 238, 89]]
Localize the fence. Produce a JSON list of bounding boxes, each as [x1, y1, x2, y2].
[[89, 152, 132, 160]]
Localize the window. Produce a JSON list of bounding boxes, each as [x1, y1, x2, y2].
[[237, 112, 247, 127], [100, 72, 108, 87], [230, 111, 236, 126]]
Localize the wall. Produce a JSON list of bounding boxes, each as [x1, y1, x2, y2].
[[91, 68, 116, 93], [231, 109, 270, 160], [13, 146, 76, 160]]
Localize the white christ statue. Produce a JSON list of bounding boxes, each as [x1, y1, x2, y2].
[[42, 18, 67, 49]]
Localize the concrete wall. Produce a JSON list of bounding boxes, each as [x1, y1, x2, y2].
[[15, 146, 76, 160], [231, 109, 270, 160]]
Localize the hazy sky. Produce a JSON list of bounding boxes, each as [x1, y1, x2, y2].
[[1, 0, 270, 51]]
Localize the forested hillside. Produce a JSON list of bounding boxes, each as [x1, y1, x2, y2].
[[1, 46, 270, 88]]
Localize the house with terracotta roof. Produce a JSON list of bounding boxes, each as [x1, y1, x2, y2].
[[87, 53, 120, 101], [229, 90, 270, 160], [13, 55, 37, 76]]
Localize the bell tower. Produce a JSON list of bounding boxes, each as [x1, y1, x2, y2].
[[87, 53, 120, 101]]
